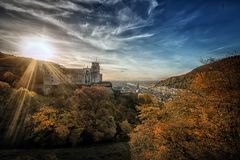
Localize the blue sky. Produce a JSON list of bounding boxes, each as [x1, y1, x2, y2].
[[0, 0, 240, 80]]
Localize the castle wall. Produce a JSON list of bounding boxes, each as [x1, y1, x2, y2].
[[42, 62, 102, 95]]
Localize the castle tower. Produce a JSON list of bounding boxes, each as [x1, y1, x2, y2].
[[91, 62, 101, 83]]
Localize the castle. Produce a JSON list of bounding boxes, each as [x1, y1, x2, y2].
[[43, 62, 103, 95], [0, 53, 112, 95]]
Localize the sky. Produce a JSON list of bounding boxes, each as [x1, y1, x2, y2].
[[0, 0, 240, 80]]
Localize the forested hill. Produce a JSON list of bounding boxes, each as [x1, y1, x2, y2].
[[155, 55, 240, 91], [131, 55, 240, 160], [0, 52, 63, 88]]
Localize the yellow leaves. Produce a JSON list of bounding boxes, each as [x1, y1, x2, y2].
[[28, 105, 86, 146], [31, 106, 58, 133], [33, 119, 55, 132]]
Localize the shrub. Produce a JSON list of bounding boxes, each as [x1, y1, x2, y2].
[[0, 81, 11, 95], [120, 120, 132, 134], [0, 81, 10, 90], [138, 93, 153, 104], [2, 71, 16, 84]]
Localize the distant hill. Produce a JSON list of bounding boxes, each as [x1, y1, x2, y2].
[[155, 55, 240, 91], [0, 52, 62, 89], [0, 52, 32, 75]]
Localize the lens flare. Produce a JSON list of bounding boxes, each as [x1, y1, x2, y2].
[[21, 36, 54, 60]]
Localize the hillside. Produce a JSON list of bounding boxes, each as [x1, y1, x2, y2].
[[131, 56, 240, 160], [0, 52, 64, 92], [155, 55, 240, 91]]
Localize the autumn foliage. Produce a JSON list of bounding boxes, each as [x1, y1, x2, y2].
[[70, 86, 117, 142], [17, 86, 137, 147], [130, 56, 240, 160]]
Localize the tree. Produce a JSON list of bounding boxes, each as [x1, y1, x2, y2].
[[130, 88, 240, 160], [200, 57, 216, 64], [26, 106, 84, 147], [71, 86, 117, 142]]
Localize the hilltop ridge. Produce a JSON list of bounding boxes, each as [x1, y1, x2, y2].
[[155, 55, 240, 91]]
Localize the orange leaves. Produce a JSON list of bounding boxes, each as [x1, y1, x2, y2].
[[27, 105, 86, 146], [130, 85, 240, 160], [31, 106, 58, 132], [191, 72, 208, 90], [130, 56, 240, 159], [153, 127, 162, 135]]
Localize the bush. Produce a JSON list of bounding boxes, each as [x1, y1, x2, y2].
[[0, 81, 10, 89], [120, 120, 132, 134], [2, 71, 16, 85], [138, 93, 153, 104], [0, 81, 11, 95]]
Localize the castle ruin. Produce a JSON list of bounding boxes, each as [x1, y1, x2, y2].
[[43, 62, 103, 95]]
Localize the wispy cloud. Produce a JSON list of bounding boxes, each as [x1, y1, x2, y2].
[[148, 0, 158, 15], [0, 0, 240, 80]]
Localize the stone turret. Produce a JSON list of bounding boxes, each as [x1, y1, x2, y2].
[[91, 62, 102, 83]]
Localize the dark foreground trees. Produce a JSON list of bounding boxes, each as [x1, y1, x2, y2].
[[22, 86, 136, 147], [70, 87, 117, 143]]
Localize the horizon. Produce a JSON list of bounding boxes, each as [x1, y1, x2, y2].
[[1, 0, 240, 80], [0, 51, 187, 81]]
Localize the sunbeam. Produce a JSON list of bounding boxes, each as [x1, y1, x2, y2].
[[17, 60, 37, 89], [4, 60, 37, 144], [43, 62, 77, 95]]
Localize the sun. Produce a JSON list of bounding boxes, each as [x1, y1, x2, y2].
[[21, 36, 54, 60]]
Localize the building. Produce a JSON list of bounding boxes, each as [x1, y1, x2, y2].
[[43, 62, 103, 95]]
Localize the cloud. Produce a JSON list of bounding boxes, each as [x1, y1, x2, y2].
[[0, 0, 160, 52], [1, 0, 240, 80], [119, 33, 154, 41], [148, 0, 158, 15]]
